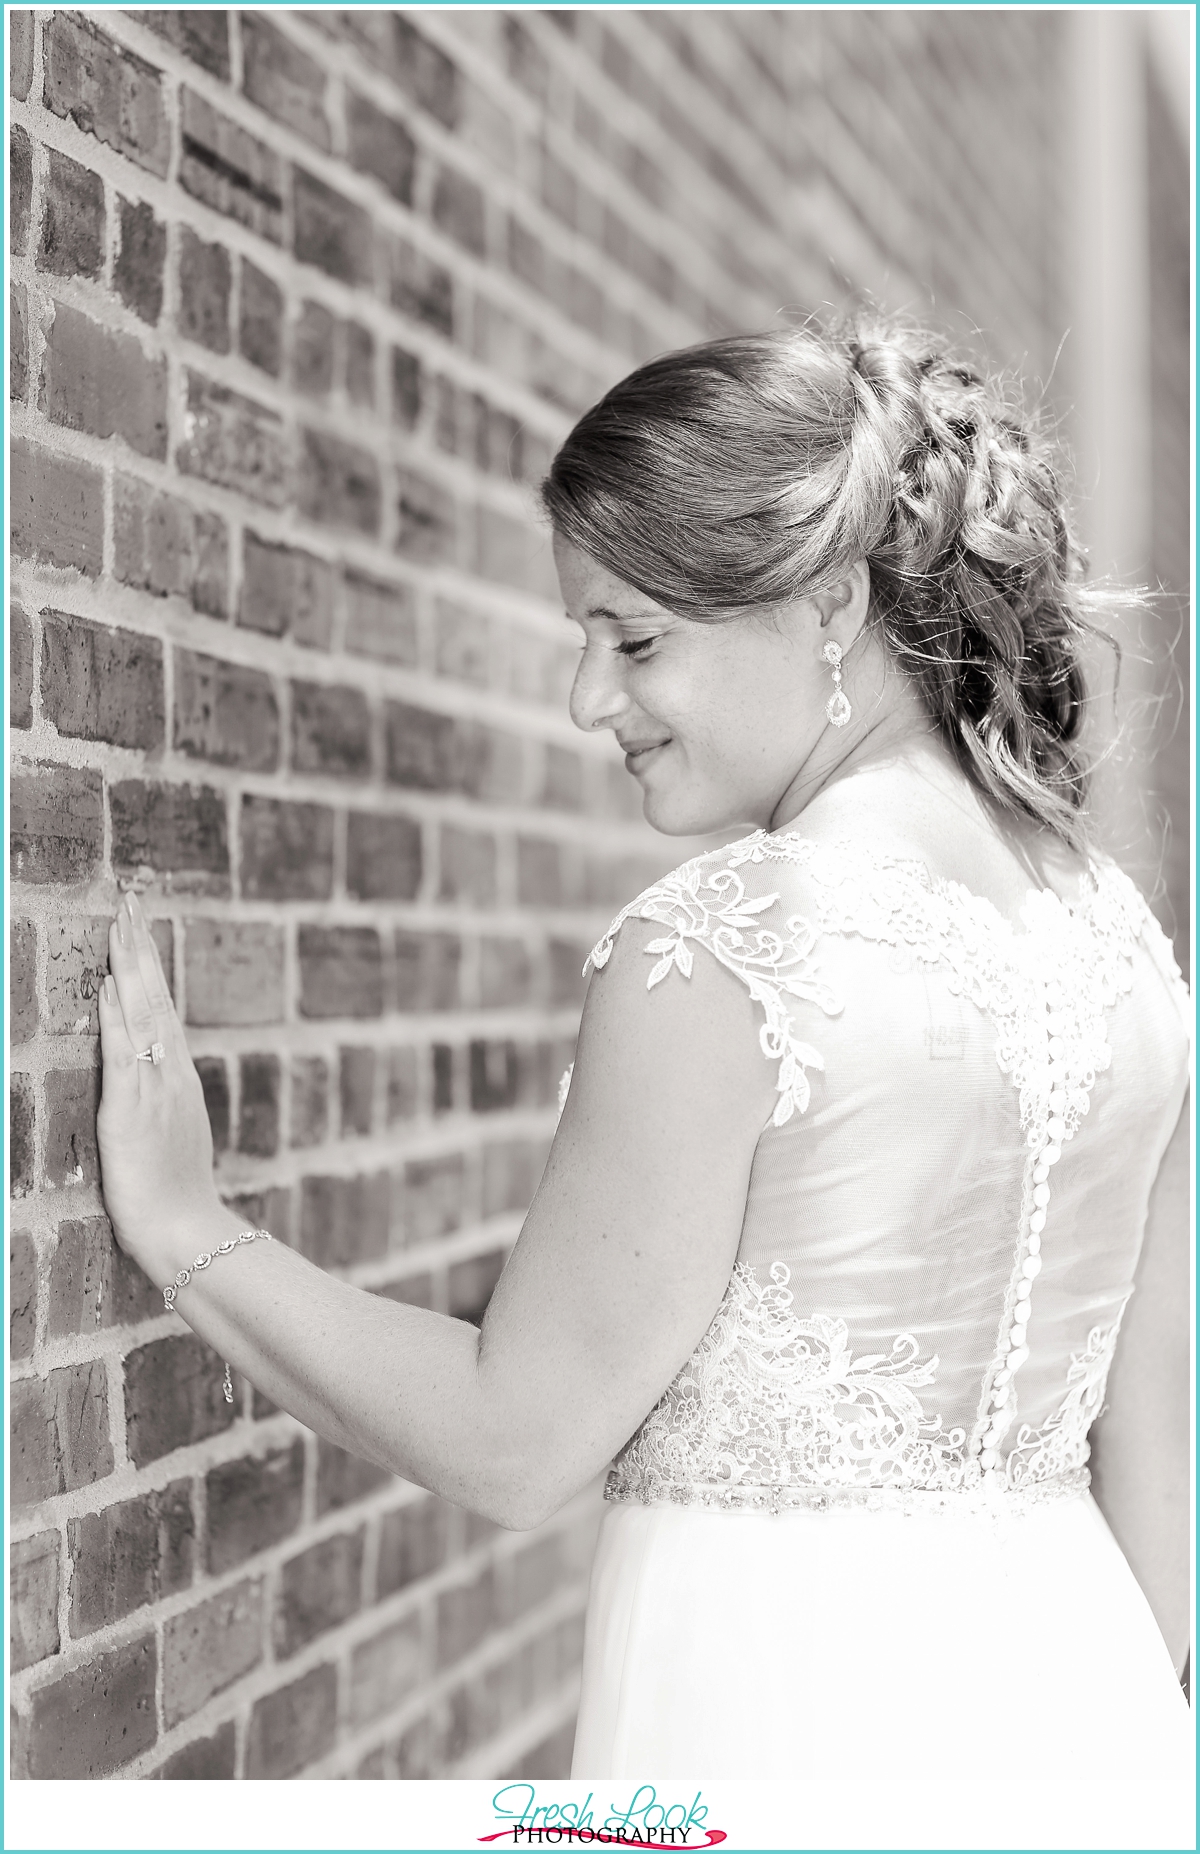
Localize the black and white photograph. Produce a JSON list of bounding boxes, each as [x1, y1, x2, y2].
[[6, 4, 1193, 1846]]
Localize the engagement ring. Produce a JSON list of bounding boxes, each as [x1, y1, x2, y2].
[[135, 1042, 166, 1065]]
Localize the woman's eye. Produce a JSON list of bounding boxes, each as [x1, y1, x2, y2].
[[616, 637, 656, 658]]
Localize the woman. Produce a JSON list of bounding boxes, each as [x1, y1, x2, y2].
[[97, 319, 1190, 1783]]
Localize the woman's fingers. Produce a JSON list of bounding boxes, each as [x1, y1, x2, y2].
[[98, 972, 138, 1079], [108, 903, 161, 1063]]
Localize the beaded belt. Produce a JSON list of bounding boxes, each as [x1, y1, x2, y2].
[[603, 1464, 1091, 1518]]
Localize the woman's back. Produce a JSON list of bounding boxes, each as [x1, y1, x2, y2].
[[593, 785, 1191, 1512]]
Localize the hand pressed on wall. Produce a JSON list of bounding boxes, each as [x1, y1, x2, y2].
[[97, 890, 227, 1288]]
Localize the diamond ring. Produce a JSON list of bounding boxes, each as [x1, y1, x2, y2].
[[135, 1042, 166, 1065]]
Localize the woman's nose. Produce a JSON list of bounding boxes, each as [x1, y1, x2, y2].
[[569, 643, 630, 733]]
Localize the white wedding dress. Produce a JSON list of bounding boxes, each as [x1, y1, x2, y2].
[[565, 829, 1192, 1781]]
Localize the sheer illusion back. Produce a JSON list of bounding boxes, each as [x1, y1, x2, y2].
[[583, 830, 1191, 1513]]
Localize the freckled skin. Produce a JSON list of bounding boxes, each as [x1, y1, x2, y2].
[[554, 536, 937, 841]]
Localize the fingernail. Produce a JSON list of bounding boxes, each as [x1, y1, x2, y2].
[[116, 912, 130, 947], [101, 975, 115, 1004], [123, 890, 138, 918]]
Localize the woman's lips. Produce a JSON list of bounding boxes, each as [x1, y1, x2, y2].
[[622, 739, 670, 771]]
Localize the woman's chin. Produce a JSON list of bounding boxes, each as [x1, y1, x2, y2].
[[640, 785, 727, 839]]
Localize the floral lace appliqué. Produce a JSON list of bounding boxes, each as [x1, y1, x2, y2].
[[586, 857, 842, 1124], [606, 1261, 972, 1502], [1003, 1314, 1128, 1490]]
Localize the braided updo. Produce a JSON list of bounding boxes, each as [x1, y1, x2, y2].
[[542, 316, 1105, 849]]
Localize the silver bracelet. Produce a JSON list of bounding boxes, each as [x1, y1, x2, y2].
[[163, 1229, 273, 1407]]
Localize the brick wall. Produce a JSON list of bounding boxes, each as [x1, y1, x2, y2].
[[7, 6, 1128, 1781]]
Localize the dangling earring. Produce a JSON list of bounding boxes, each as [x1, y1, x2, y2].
[[822, 640, 852, 727]]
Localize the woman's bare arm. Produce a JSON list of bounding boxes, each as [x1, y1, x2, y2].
[[1088, 1085, 1191, 1674], [97, 890, 778, 1529]]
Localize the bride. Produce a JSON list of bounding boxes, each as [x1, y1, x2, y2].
[[96, 318, 1190, 1784]]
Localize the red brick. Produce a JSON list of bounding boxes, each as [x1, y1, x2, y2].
[[298, 1171, 389, 1268], [44, 13, 169, 177], [349, 1613, 423, 1725], [174, 649, 279, 771], [395, 930, 462, 1010], [274, 1528, 364, 1657], [241, 531, 334, 645], [239, 257, 283, 376], [432, 1043, 458, 1114], [38, 147, 105, 280], [242, 14, 329, 147], [245, 1662, 337, 1778], [339, 1046, 376, 1136], [11, 1531, 60, 1672], [289, 1055, 329, 1148], [134, 10, 231, 81], [23, 1635, 157, 1778], [439, 824, 498, 907], [177, 371, 288, 507], [195, 1055, 230, 1153], [293, 299, 335, 396], [436, 1565, 495, 1670], [11, 760, 102, 886], [44, 914, 168, 1040], [40, 301, 167, 460], [124, 1334, 234, 1467], [11, 125, 31, 254], [347, 90, 416, 203], [385, 235, 454, 337], [48, 1214, 162, 1336], [433, 161, 487, 255], [68, 1482, 193, 1636], [10, 10, 33, 99], [43, 1064, 101, 1187], [10, 1074, 35, 1198], [392, 344, 422, 427], [299, 925, 383, 1018], [112, 475, 228, 617], [11, 280, 28, 400], [517, 836, 565, 908], [154, 1718, 237, 1779], [377, 1270, 433, 1309], [114, 195, 166, 324], [291, 680, 371, 778], [162, 1578, 263, 1727], [385, 701, 454, 790], [238, 1052, 280, 1157], [10, 607, 33, 732], [435, 600, 492, 687], [315, 1438, 392, 1516], [41, 611, 164, 750], [506, 1719, 575, 1781], [205, 1440, 305, 1575], [345, 570, 418, 665], [11, 1361, 114, 1507], [10, 440, 103, 576], [177, 227, 231, 353], [10, 1227, 37, 1361], [476, 505, 558, 599], [293, 167, 372, 284], [298, 427, 381, 535], [180, 86, 283, 242], [402, 1152, 466, 1247], [448, 1248, 506, 1325], [110, 780, 230, 896], [387, 1047, 420, 1123], [184, 919, 285, 1026], [377, 1495, 451, 1599], [479, 938, 530, 1009], [345, 319, 375, 406], [346, 810, 422, 901], [483, 1137, 544, 1217], [394, 467, 457, 562], [11, 919, 37, 1043], [469, 1040, 520, 1114], [240, 796, 334, 900], [226, 1185, 293, 1249]]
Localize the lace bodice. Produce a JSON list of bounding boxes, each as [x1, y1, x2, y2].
[[571, 831, 1190, 1513]]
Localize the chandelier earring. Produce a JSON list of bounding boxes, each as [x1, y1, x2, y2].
[[821, 640, 852, 727]]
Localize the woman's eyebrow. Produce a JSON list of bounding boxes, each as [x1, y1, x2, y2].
[[585, 603, 662, 623]]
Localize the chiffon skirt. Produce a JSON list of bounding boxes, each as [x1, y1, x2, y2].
[[571, 1489, 1192, 1780]]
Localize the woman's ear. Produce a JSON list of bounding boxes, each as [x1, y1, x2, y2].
[[812, 560, 871, 643]]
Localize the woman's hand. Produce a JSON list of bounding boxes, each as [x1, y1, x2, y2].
[[97, 890, 225, 1288]]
